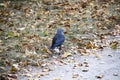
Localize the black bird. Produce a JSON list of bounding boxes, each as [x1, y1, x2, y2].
[[50, 28, 65, 50]]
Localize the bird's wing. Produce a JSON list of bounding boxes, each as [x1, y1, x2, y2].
[[54, 34, 64, 43], [51, 34, 65, 48]]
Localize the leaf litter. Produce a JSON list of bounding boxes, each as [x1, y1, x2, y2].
[[0, 0, 120, 80]]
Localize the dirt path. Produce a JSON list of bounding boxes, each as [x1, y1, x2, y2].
[[18, 47, 120, 80]]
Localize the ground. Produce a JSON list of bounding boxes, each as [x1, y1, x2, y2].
[[18, 36, 120, 80], [18, 47, 120, 80], [0, 0, 120, 80]]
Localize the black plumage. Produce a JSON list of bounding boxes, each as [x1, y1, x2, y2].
[[50, 28, 65, 50]]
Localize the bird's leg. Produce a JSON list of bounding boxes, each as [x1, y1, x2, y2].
[[58, 46, 63, 55], [59, 45, 62, 50]]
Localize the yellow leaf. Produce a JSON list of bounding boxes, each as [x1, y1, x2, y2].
[[44, 30, 49, 36], [42, 47, 52, 54], [111, 41, 118, 49], [7, 32, 14, 37]]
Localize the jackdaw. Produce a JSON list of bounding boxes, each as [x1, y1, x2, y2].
[[50, 28, 65, 50]]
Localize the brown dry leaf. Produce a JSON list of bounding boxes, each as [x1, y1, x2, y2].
[[61, 52, 72, 58], [73, 63, 83, 69], [0, 2, 8, 8], [36, 73, 41, 78], [0, 39, 3, 45], [95, 74, 104, 79], [72, 73, 79, 78], [7, 74, 17, 80], [68, 58, 76, 63], [40, 72, 49, 76], [71, 37, 82, 43], [0, 28, 3, 35], [0, 49, 3, 53], [85, 41, 97, 49], [36, 72, 48, 78], [20, 60, 28, 66], [25, 49, 31, 56], [24, 73, 32, 77], [42, 54, 49, 58], [36, 60, 42, 66], [115, 25, 120, 35], [82, 68, 89, 72], [59, 60, 67, 65], [24, 48, 37, 58], [42, 67, 51, 72], [9, 64, 19, 73], [13, 30, 20, 37], [89, 2, 94, 6], [78, 49, 89, 56]]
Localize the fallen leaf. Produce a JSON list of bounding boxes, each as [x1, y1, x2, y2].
[[72, 73, 79, 78], [40, 72, 49, 76], [20, 60, 28, 66], [82, 68, 89, 72], [7, 74, 17, 79], [95, 74, 104, 79], [85, 41, 97, 49], [42, 67, 51, 72], [111, 41, 118, 49], [42, 46, 52, 54], [24, 73, 32, 77], [43, 30, 49, 36], [73, 63, 83, 69], [0, 28, 3, 35], [0, 3, 8, 7], [42, 54, 49, 58], [61, 52, 72, 58], [7, 31, 14, 38], [9, 64, 19, 73], [78, 49, 89, 56]]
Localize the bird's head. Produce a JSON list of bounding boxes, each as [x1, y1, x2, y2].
[[57, 28, 64, 35]]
